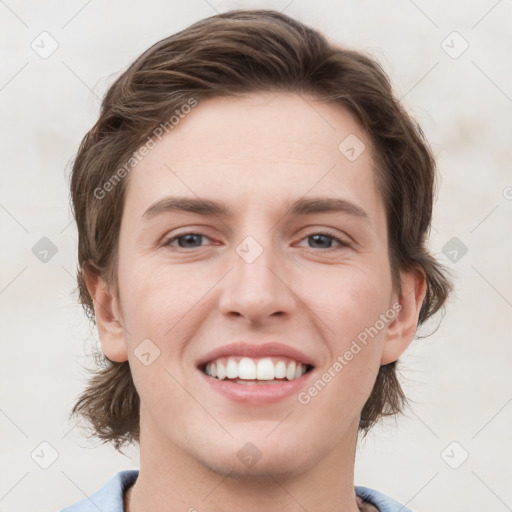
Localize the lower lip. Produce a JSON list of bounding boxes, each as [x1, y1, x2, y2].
[[198, 368, 315, 404]]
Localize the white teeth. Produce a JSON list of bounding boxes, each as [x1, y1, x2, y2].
[[238, 357, 257, 379], [274, 360, 287, 379], [216, 361, 226, 380], [204, 356, 309, 382], [256, 358, 275, 380], [226, 359, 238, 379], [285, 361, 296, 381]]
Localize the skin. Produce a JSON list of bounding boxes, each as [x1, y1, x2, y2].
[[86, 92, 426, 512]]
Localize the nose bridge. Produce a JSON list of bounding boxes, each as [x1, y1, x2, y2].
[[235, 233, 277, 287], [232, 211, 280, 282], [233, 230, 280, 294], [218, 228, 296, 323]]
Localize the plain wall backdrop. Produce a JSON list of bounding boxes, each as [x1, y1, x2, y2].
[[1, 1, 511, 511]]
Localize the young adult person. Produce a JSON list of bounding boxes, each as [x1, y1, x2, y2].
[[62, 9, 452, 512]]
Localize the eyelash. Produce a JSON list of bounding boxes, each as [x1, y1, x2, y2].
[[162, 231, 351, 251]]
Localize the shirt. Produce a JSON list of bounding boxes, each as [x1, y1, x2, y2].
[[59, 469, 413, 512]]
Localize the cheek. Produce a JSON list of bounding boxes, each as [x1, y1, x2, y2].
[[117, 258, 220, 401], [300, 265, 391, 399], [307, 264, 392, 343], [118, 257, 200, 337], [119, 262, 200, 407]]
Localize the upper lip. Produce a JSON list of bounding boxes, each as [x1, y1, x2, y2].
[[196, 341, 316, 369]]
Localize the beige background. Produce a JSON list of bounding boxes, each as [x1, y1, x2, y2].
[[1, 1, 511, 511]]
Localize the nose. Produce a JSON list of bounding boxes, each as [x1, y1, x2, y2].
[[218, 237, 297, 326]]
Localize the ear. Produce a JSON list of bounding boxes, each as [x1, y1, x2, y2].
[[83, 268, 128, 363], [380, 266, 427, 365]]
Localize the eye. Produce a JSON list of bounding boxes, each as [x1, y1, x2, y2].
[[162, 231, 351, 251], [298, 232, 351, 250], [162, 232, 213, 249]]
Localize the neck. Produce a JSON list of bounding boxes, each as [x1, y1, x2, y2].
[[126, 413, 361, 512]]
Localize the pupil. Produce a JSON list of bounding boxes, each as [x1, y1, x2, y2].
[[179, 234, 201, 247], [311, 234, 330, 248]]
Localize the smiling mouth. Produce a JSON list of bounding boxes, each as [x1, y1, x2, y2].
[[200, 356, 314, 384]]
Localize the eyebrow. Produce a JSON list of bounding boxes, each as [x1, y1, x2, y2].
[[142, 196, 369, 221]]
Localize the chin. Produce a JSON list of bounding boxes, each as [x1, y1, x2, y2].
[[199, 453, 313, 480], [190, 435, 321, 480]]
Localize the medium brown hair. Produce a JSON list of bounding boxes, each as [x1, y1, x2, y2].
[[69, 9, 452, 452]]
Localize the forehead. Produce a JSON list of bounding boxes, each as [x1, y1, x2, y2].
[[123, 92, 383, 225]]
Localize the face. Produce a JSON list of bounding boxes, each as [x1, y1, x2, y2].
[[103, 92, 407, 478]]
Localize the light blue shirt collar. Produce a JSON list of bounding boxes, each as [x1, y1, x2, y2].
[[60, 470, 412, 512]]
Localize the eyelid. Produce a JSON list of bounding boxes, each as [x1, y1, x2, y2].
[[296, 229, 352, 248], [161, 230, 215, 248]]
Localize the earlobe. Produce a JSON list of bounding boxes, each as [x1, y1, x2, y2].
[[380, 267, 427, 365], [83, 268, 128, 363]]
